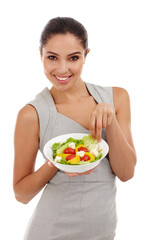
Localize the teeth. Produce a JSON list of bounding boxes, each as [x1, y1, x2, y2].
[[55, 76, 70, 81]]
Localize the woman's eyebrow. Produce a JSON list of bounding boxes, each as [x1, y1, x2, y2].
[[46, 51, 59, 55], [68, 51, 82, 56], [46, 51, 82, 56]]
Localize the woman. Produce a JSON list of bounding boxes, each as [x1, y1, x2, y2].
[[13, 17, 136, 240]]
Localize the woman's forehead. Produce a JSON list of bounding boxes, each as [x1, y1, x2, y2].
[[44, 33, 83, 51]]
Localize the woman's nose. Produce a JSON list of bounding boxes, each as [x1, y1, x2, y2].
[[57, 60, 68, 74]]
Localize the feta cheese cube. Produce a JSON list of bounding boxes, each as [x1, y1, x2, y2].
[[55, 156, 62, 163], [76, 151, 85, 157], [68, 142, 76, 149], [90, 149, 99, 157]]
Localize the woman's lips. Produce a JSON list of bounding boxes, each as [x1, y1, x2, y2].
[[54, 75, 72, 84]]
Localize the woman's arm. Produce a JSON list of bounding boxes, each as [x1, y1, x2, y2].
[[106, 87, 137, 181], [90, 87, 136, 182], [13, 105, 58, 204]]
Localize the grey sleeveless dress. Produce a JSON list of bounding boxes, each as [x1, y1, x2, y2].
[[24, 82, 117, 240]]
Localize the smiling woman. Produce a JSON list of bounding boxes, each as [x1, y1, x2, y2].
[[41, 33, 87, 89], [13, 17, 136, 240]]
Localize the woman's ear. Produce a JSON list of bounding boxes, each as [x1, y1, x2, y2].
[[84, 48, 90, 64], [85, 48, 90, 56], [87, 48, 90, 54]]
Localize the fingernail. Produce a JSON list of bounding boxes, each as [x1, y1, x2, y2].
[[48, 161, 53, 167]]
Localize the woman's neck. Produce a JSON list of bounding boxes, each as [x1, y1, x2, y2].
[[50, 79, 90, 104]]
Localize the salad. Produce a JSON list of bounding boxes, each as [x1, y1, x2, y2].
[[52, 134, 103, 165]]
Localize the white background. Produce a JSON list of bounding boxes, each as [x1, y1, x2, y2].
[[0, 0, 160, 239]]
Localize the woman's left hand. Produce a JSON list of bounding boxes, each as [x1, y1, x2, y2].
[[90, 103, 115, 141], [65, 166, 97, 177]]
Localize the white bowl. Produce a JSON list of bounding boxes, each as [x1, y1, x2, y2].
[[43, 133, 109, 173]]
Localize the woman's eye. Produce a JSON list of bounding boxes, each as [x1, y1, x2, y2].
[[48, 56, 56, 60], [70, 56, 79, 61]]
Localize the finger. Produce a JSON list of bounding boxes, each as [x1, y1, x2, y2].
[[48, 161, 54, 167], [91, 166, 98, 170], [102, 111, 108, 128], [96, 113, 102, 141], [85, 168, 95, 174], [107, 113, 112, 125], [79, 170, 93, 175], [65, 172, 78, 177], [90, 112, 96, 139], [107, 108, 114, 125]]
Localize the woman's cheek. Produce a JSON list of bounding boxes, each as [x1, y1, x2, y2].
[[43, 61, 56, 73], [72, 62, 84, 74]]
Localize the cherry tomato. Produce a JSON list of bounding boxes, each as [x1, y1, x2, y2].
[[81, 155, 90, 161], [77, 147, 89, 152], [64, 148, 75, 154], [66, 154, 76, 161]]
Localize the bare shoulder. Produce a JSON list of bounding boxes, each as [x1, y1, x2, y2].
[[15, 104, 39, 139], [17, 104, 38, 122], [112, 87, 130, 113], [112, 87, 130, 101]]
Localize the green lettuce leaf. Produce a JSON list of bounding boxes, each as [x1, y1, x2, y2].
[[57, 142, 71, 154], [65, 137, 84, 147], [82, 134, 99, 151], [59, 158, 70, 165], [52, 142, 62, 158], [90, 152, 103, 162]]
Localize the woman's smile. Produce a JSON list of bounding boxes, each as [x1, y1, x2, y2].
[[53, 74, 72, 84]]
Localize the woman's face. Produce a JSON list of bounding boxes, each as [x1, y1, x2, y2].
[[41, 33, 87, 91]]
